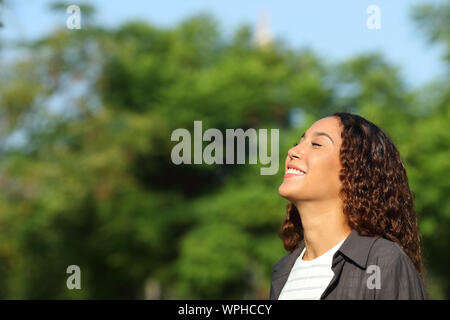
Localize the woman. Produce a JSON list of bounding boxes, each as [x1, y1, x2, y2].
[[270, 112, 427, 300]]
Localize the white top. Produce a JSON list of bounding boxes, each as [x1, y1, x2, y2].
[[278, 236, 348, 300]]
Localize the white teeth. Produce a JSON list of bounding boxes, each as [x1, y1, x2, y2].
[[286, 168, 305, 175]]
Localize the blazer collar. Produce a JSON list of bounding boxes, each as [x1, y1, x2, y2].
[[273, 229, 379, 270], [271, 229, 379, 300], [336, 229, 380, 269]]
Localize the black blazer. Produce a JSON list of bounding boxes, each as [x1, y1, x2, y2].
[[270, 229, 427, 300]]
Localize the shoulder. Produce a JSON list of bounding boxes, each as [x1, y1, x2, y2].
[[366, 237, 427, 299], [272, 251, 293, 271], [369, 237, 408, 260], [367, 236, 417, 273], [272, 242, 304, 273]]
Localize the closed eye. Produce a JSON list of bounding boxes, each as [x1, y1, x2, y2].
[[293, 142, 321, 147]]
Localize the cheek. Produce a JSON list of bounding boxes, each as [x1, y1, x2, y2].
[[311, 154, 341, 180]]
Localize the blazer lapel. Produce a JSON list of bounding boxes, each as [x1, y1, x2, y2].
[[270, 240, 305, 300]]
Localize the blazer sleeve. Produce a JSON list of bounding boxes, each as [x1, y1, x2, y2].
[[269, 282, 275, 300], [374, 253, 427, 300]]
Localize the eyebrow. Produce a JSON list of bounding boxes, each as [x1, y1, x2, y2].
[[301, 131, 334, 144]]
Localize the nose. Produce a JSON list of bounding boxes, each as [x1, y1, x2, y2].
[[288, 146, 303, 160]]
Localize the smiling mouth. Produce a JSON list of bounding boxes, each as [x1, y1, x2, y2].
[[284, 168, 306, 178]]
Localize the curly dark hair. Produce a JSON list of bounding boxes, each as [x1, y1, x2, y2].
[[278, 112, 424, 276]]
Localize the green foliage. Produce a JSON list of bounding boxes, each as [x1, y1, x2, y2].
[[411, 1, 450, 61], [175, 222, 251, 299]]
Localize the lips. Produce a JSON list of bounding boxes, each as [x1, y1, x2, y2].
[[286, 168, 305, 175], [286, 164, 306, 174], [284, 164, 307, 179]]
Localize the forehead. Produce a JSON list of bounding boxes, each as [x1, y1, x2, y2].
[[307, 116, 342, 142]]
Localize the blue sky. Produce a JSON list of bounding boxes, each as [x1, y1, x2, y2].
[[1, 0, 447, 89]]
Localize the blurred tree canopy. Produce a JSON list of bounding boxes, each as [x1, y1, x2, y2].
[[0, 2, 448, 299]]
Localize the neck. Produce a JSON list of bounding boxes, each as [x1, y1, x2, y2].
[[294, 199, 352, 261]]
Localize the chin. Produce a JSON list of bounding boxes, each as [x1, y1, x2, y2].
[[278, 183, 294, 201]]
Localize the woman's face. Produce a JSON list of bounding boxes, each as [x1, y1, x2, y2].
[[278, 116, 343, 203]]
